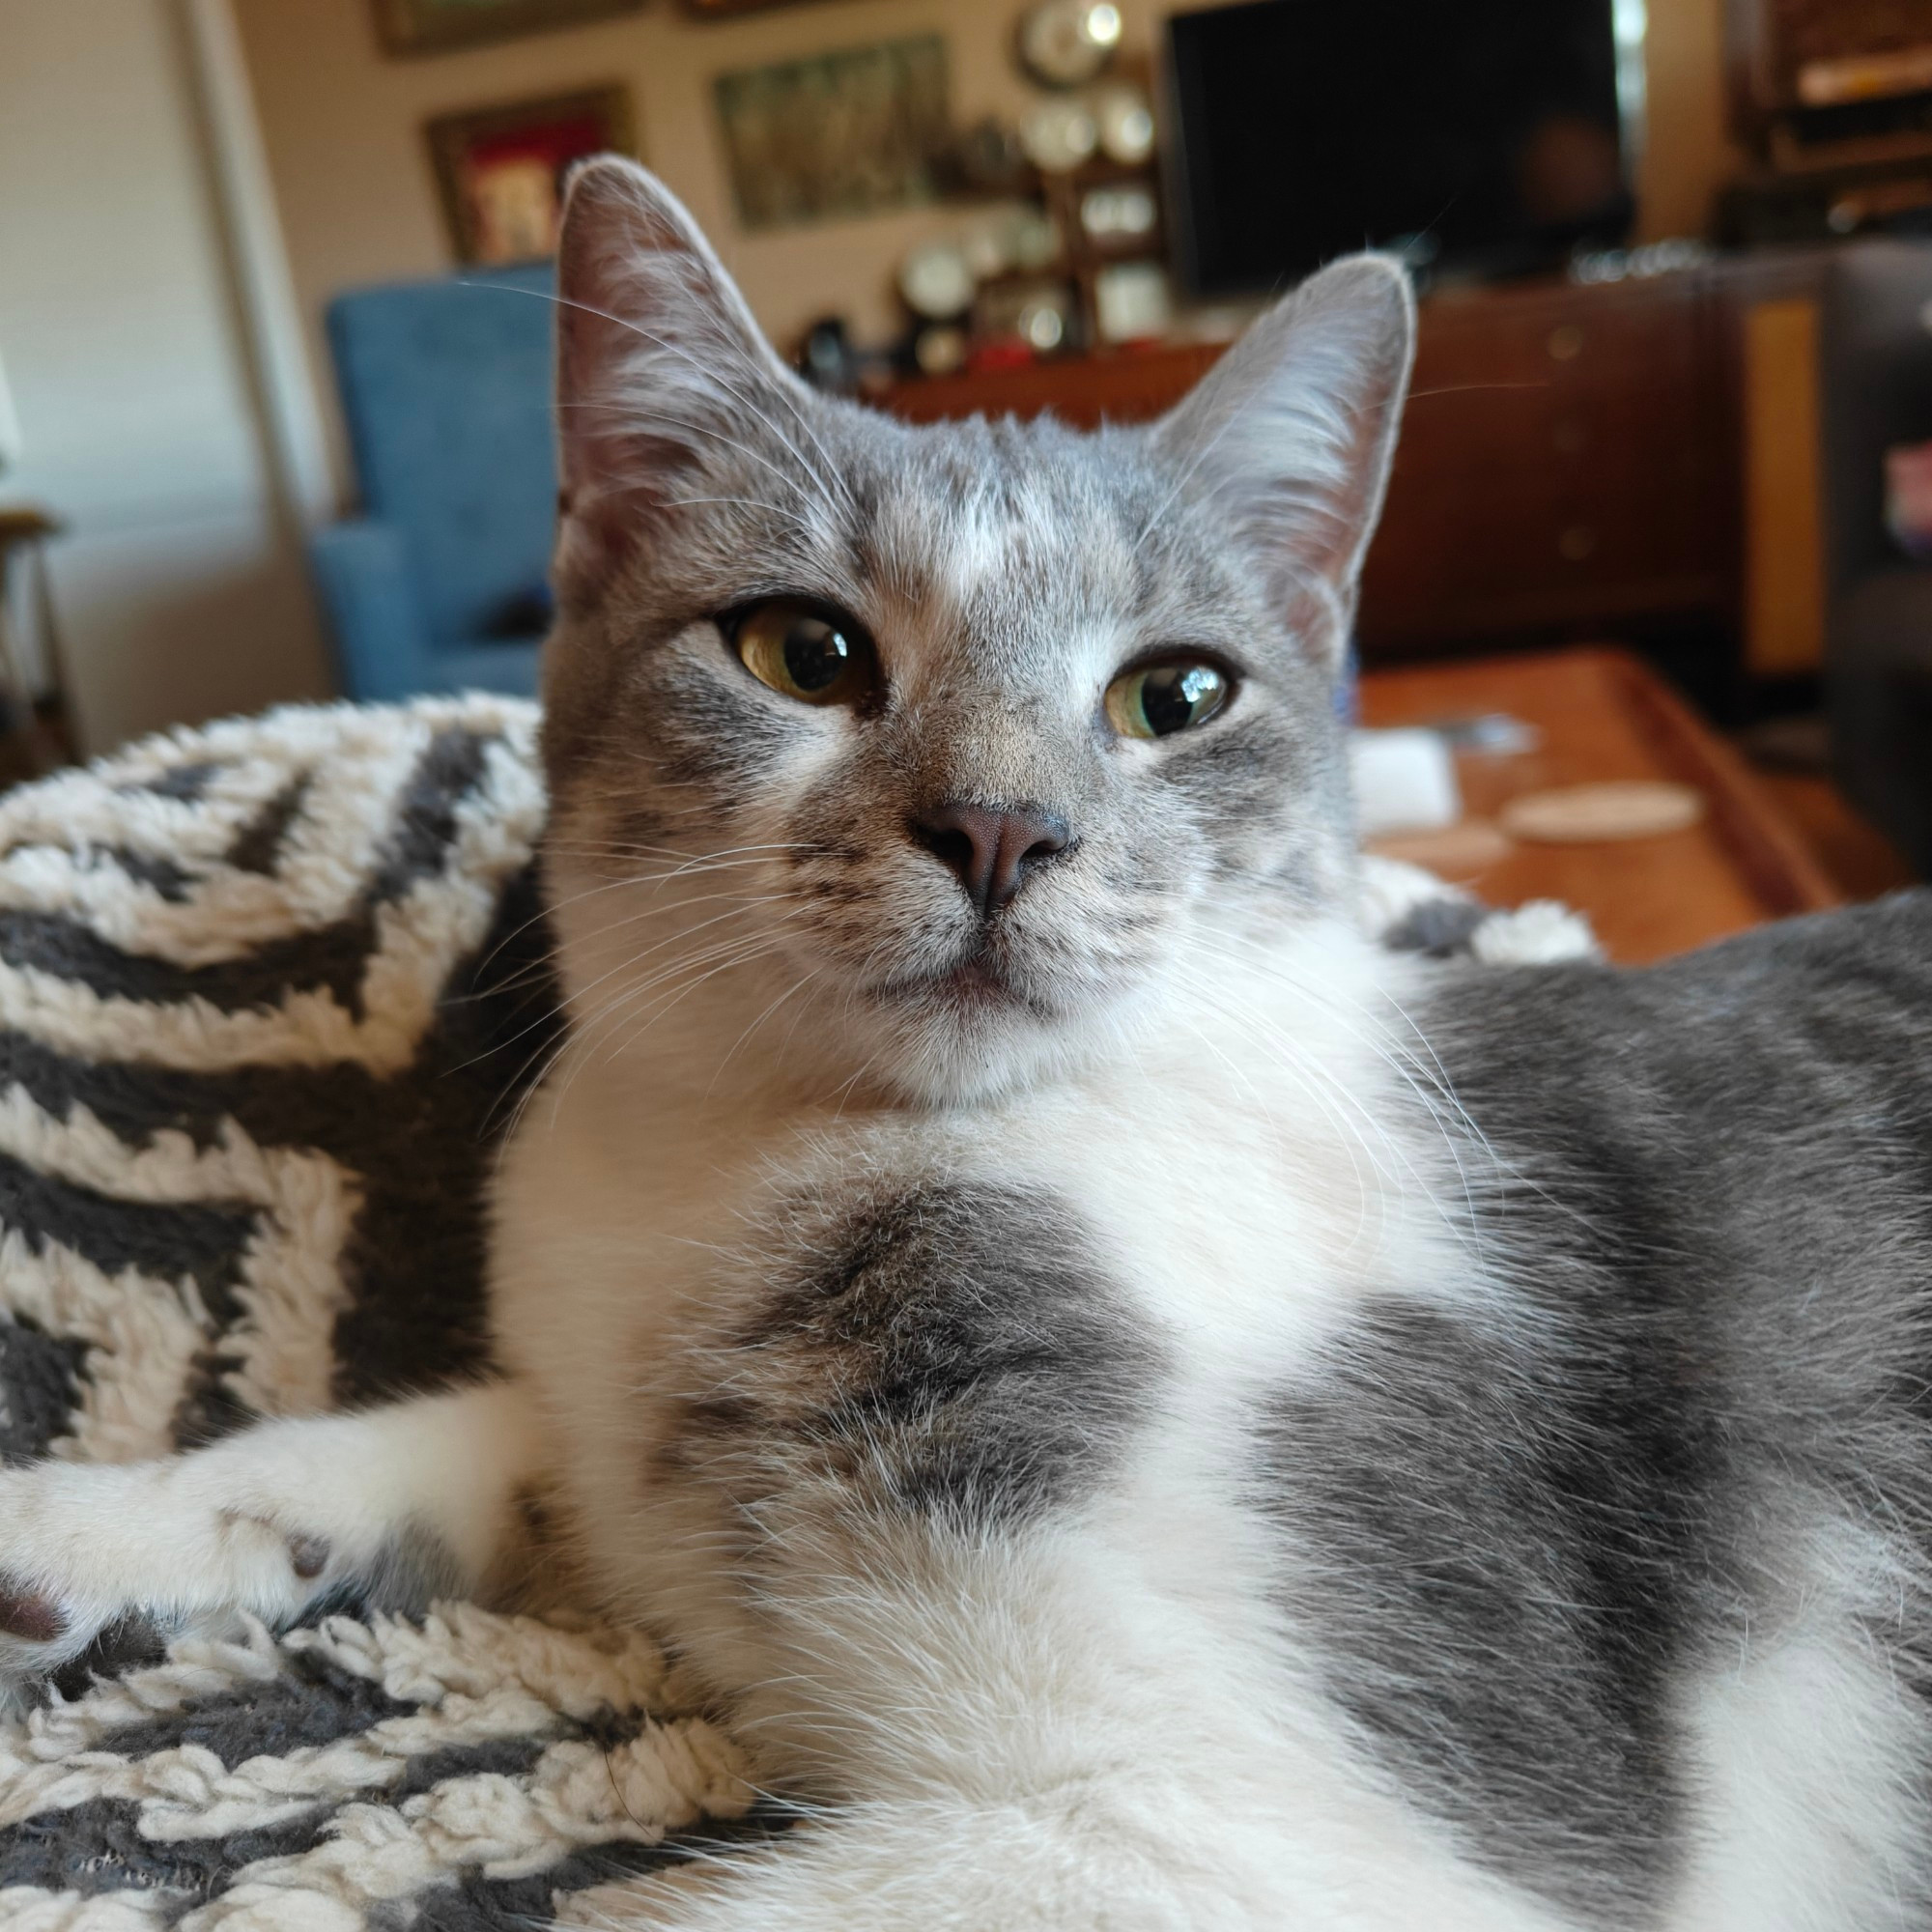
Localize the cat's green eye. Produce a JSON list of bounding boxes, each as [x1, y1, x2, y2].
[[728, 599, 874, 707], [1105, 661, 1231, 740]]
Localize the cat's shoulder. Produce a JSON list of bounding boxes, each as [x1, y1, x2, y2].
[[1411, 888, 1932, 1144], [1674, 886, 1932, 988], [1422, 887, 1932, 1023]]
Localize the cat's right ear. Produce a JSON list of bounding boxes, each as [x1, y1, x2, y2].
[[1150, 255, 1415, 667], [553, 156, 796, 574]]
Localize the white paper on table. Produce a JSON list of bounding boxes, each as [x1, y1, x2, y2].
[[1349, 727, 1461, 837]]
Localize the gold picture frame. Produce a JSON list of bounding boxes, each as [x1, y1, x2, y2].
[[427, 85, 637, 265], [714, 36, 951, 231], [683, 1, 833, 16], [375, 0, 642, 60]]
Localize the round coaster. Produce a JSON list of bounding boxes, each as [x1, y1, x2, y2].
[[1499, 781, 1704, 843], [1368, 818, 1515, 875]]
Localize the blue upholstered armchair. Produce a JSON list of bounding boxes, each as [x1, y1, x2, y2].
[[309, 266, 558, 701]]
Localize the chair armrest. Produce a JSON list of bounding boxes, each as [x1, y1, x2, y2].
[[307, 520, 432, 703]]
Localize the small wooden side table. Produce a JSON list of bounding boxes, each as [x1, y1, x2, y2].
[[0, 506, 74, 781], [1358, 647, 1839, 966]]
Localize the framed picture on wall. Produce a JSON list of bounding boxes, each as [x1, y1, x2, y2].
[[427, 85, 636, 265], [375, 0, 643, 59], [714, 37, 951, 231], [683, 2, 833, 15]]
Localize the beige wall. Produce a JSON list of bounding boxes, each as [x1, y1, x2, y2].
[[233, 0, 1739, 507], [1, 0, 332, 751], [1642, 0, 1739, 242]]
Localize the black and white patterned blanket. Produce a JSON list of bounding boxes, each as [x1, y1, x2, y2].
[[0, 697, 1594, 1927]]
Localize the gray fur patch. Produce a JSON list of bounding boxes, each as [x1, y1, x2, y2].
[[1259, 1297, 1716, 1925], [1291, 889, 1932, 1922], [301, 1522, 469, 1625], [672, 1182, 1162, 1527], [1380, 896, 1489, 958]]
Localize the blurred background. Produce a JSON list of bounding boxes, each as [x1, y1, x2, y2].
[[6, 0, 1932, 959]]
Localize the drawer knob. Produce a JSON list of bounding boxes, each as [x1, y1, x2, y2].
[[1548, 325, 1585, 362], [1559, 525, 1598, 561]]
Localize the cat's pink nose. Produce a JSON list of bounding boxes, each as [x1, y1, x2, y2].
[[912, 801, 1070, 916]]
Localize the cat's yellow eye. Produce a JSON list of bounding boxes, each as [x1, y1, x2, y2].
[[728, 599, 875, 707], [1105, 661, 1231, 740]]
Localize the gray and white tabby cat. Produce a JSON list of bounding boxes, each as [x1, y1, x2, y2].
[[4, 156, 1932, 1928]]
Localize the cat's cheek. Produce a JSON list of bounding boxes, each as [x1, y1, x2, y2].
[[596, 671, 846, 828]]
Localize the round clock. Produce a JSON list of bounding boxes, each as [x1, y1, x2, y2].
[[897, 241, 976, 322], [1094, 82, 1155, 165], [1019, 96, 1098, 174], [913, 324, 969, 378], [1016, 0, 1122, 90]]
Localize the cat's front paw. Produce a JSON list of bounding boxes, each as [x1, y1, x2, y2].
[[0, 1461, 368, 1703]]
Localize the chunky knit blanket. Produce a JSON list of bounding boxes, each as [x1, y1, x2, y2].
[[0, 697, 1593, 1928]]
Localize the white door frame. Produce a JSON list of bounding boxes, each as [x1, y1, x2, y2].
[[175, 0, 335, 530]]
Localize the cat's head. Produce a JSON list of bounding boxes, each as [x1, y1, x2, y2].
[[540, 158, 1412, 1108]]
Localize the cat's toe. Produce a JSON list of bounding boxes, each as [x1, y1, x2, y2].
[[0, 1577, 115, 1709], [0, 1577, 68, 1645], [285, 1532, 330, 1581], [213, 1511, 346, 1608]]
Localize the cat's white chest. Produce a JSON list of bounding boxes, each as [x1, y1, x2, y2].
[[974, 1049, 1463, 1372], [489, 952, 1464, 1431]]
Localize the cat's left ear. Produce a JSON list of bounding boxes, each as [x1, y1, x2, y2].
[[1150, 256, 1415, 658]]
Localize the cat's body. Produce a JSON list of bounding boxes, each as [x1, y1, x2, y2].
[[488, 878, 1932, 1931], [0, 157, 1928, 1928]]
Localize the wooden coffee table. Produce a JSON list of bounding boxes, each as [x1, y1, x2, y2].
[[1358, 648, 1839, 965]]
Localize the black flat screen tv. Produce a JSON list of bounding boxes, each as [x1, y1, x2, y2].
[[1165, 0, 1636, 294]]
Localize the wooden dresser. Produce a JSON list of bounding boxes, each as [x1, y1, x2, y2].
[[887, 255, 1832, 678]]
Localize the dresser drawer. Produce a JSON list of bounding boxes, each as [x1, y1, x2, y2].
[[1358, 276, 1729, 652]]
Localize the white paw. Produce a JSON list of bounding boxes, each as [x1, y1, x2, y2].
[[0, 1460, 346, 1698]]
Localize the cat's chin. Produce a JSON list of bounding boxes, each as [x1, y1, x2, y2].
[[845, 976, 1115, 1111], [868, 1026, 1070, 1110]]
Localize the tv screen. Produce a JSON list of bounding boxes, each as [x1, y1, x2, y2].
[[1165, 0, 1634, 294]]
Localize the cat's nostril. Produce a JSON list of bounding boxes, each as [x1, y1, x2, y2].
[[923, 825, 978, 877], [911, 801, 1071, 917]]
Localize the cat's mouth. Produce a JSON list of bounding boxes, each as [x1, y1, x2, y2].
[[869, 944, 1045, 1018]]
